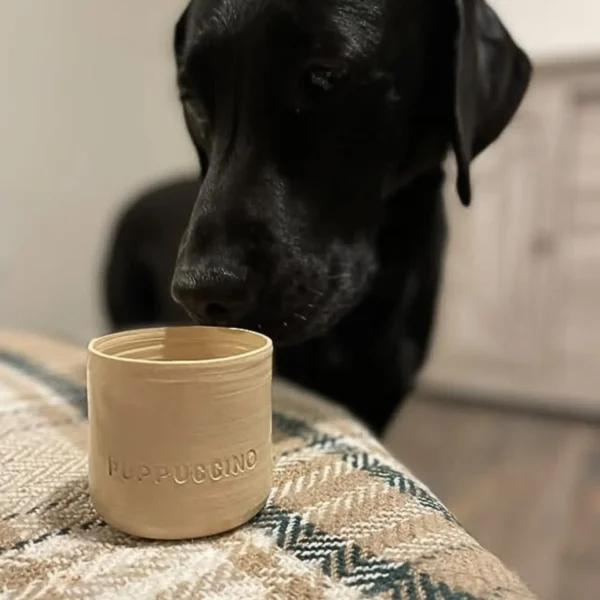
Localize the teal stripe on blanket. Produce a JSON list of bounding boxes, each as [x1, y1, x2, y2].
[[0, 351, 88, 416], [252, 504, 480, 600], [273, 412, 457, 523]]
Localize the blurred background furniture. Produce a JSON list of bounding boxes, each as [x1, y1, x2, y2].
[[423, 59, 600, 419]]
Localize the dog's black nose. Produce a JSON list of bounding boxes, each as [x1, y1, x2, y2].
[[171, 261, 252, 326]]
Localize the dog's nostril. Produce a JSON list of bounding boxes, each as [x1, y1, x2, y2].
[[172, 263, 251, 325], [205, 302, 230, 323]]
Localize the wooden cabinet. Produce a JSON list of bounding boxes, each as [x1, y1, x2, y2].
[[421, 60, 600, 417], [561, 80, 600, 407]]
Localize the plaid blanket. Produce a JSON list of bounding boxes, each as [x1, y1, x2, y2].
[[0, 331, 535, 599]]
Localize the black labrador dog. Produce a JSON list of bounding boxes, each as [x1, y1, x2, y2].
[[107, 0, 532, 436]]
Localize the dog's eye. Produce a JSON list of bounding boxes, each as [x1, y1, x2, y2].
[[301, 63, 346, 92], [295, 62, 347, 110], [305, 64, 345, 92]]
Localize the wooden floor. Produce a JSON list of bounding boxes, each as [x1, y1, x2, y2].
[[385, 395, 600, 600]]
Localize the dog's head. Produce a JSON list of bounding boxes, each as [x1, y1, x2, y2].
[[171, 0, 532, 345]]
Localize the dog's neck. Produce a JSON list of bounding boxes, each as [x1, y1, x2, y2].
[[274, 167, 447, 432]]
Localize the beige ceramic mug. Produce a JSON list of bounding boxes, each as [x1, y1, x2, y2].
[[87, 326, 273, 540]]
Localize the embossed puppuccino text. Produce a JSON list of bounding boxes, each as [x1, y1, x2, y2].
[[107, 449, 258, 484]]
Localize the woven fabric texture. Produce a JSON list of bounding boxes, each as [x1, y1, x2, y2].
[[0, 331, 535, 599]]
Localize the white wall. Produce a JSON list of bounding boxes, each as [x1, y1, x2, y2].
[[492, 0, 600, 62], [1, 0, 598, 345], [0, 0, 196, 344]]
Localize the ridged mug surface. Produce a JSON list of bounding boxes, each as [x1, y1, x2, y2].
[[87, 326, 273, 540]]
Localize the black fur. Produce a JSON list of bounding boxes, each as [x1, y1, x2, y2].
[[107, 0, 532, 436]]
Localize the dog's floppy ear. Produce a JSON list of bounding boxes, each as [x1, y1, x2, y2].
[[452, 0, 532, 206]]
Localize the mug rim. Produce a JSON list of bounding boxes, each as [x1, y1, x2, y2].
[[88, 326, 273, 367]]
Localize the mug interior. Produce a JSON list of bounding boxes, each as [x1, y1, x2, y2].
[[88, 326, 272, 364]]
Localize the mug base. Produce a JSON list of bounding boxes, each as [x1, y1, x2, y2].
[[91, 496, 270, 541]]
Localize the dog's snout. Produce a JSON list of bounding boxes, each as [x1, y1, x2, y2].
[[172, 260, 252, 326]]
